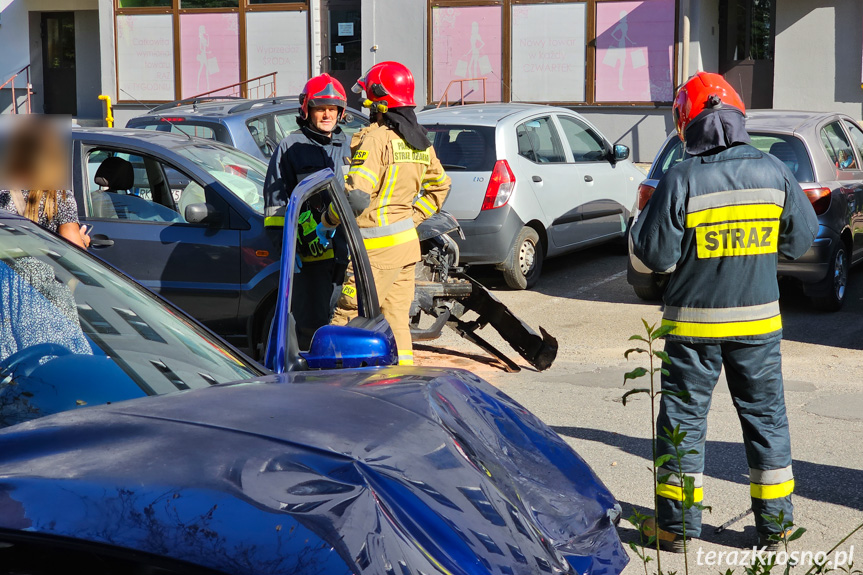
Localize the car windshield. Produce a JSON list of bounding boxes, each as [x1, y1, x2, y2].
[[174, 144, 267, 214], [652, 133, 814, 183], [0, 217, 263, 428]]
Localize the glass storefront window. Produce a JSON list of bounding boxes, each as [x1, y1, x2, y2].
[[118, 0, 172, 6], [431, 5, 503, 103], [180, 0, 239, 7], [594, 0, 675, 102]]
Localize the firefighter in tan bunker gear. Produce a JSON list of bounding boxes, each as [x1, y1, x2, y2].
[[317, 61, 450, 366]]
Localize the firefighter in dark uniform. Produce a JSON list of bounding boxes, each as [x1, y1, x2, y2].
[[631, 72, 818, 552], [316, 61, 451, 366], [263, 73, 351, 349]]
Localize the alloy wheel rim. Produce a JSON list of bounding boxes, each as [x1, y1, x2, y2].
[[834, 249, 847, 301]]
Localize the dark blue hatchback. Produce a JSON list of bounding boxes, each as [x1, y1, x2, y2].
[[72, 127, 292, 356]]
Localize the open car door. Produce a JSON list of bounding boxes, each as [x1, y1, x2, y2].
[[264, 169, 396, 373]]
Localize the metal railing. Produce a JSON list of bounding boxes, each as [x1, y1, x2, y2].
[[1, 65, 33, 114], [190, 72, 277, 100], [436, 77, 487, 108]]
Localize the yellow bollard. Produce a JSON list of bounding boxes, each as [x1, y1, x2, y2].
[[98, 95, 114, 127]]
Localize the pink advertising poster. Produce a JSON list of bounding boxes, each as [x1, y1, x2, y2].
[[432, 6, 502, 103], [595, 0, 675, 102], [180, 13, 240, 99]]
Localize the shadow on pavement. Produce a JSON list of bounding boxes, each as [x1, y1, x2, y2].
[[551, 425, 863, 512]]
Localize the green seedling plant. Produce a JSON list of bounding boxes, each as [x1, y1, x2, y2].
[[623, 319, 692, 574]]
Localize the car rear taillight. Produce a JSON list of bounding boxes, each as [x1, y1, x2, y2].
[[803, 186, 831, 215], [637, 183, 655, 211], [481, 159, 516, 211], [159, 117, 186, 122], [226, 164, 249, 177]]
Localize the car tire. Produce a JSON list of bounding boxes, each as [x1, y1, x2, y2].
[[503, 227, 543, 290], [255, 305, 276, 361], [632, 277, 667, 301], [810, 242, 848, 311]]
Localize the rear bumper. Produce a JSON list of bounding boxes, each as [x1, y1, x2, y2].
[[777, 235, 833, 284], [452, 205, 525, 266]]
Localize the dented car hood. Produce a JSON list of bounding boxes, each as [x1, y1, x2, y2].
[[0, 367, 627, 575]]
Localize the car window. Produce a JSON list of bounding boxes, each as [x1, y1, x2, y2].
[[0, 219, 261, 428], [820, 121, 857, 170], [425, 125, 496, 171], [515, 117, 566, 164], [247, 114, 282, 159], [274, 110, 369, 142], [749, 133, 815, 182], [135, 120, 227, 143], [557, 115, 607, 162], [174, 143, 267, 214], [843, 120, 863, 168], [651, 138, 689, 179], [85, 150, 186, 223]]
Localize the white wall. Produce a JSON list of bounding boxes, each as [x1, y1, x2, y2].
[[361, 0, 427, 106], [774, 0, 863, 118]]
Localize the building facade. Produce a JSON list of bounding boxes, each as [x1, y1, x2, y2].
[[0, 0, 860, 161]]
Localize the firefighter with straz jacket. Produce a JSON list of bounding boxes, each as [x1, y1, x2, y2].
[[316, 61, 451, 366], [631, 72, 818, 552], [263, 73, 351, 349]]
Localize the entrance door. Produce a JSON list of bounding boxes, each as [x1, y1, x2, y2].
[[718, 0, 775, 109], [321, 0, 362, 109], [41, 12, 77, 115]]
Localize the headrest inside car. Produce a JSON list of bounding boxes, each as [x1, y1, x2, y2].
[[94, 157, 135, 190]]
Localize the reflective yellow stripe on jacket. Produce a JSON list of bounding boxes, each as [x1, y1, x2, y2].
[[662, 301, 782, 339]]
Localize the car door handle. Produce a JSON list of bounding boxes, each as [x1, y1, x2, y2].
[[584, 175, 594, 182], [532, 175, 542, 182], [90, 235, 114, 248]]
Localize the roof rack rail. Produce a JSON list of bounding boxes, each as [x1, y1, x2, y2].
[[227, 94, 301, 114], [150, 96, 245, 113]]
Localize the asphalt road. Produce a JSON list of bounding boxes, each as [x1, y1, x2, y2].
[[416, 245, 863, 573]]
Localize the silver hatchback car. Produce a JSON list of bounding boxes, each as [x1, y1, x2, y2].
[[418, 104, 642, 289]]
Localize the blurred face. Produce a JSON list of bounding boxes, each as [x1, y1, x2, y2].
[[309, 105, 339, 134]]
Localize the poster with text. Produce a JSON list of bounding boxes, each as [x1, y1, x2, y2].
[[511, 3, 586, 102], [432, 6, 502, 103], [246, 11, 309, 97], [117, 14, 175, 101], [595, 0, 675, 102], [180, 13, 239, 99]]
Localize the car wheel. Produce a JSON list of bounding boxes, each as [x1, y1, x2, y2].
[[632, 277, 667, 301], [811, 242, 848, 311], [503, 227, 543, 290]]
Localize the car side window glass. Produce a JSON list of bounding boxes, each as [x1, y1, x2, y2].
[[85, 150, 185, 223], [843, 120, 863, 168], [820, 122, 856, 170], [247, 115, 280, 159], [655, 140, 689, 178], [515, 117, 565, 164], [557, 115, 606, 162]]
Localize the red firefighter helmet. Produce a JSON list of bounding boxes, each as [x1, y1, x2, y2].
[[352, 61, 415, 113], [673, 71, 745, 141], [299, 74, 347, 121]]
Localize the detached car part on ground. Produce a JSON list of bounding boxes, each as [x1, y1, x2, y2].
[[629, 110, 863, 311], [70, 128, 555, 370], [0, 205, 627, 574]]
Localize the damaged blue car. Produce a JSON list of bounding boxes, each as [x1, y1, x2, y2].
[[0, 171, 628, 575]]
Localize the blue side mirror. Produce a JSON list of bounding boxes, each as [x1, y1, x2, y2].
[[613, 144, 630, 162], [302, 324, 396, 369]]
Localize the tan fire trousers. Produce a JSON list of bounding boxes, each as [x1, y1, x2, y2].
[[331, 262, 416, 366]]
